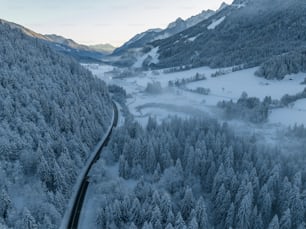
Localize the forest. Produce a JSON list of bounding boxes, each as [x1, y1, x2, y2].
[[0, 23, 113, 228], [256, 51, 306, 80], [88, 116, 306, 229], [217, 93, 272, 123]]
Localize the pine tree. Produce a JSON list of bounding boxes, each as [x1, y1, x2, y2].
[[225, 203, 235, 229], [160, 193, 172, 224], [279, 177, 292, 213], [268, 215, 280, 229], [21, 208, 38, 229], [254, 213, 264, 229], [166, 210, 175, 226], [258, 185, 272, 225], [280, 209, 291, 229], [290, 186, 305, 228], [142, 221, 153, 229], [181, 187, 195, 220], [0, 189, 11, 220], [119, 155, 126, 178], [188, 217, 199, 229], [130, 198, 142, 227], [175, 212, 187, 229], [212, 164, 225, 198], [297, 222, 306, 229], [150, 206, 162, 229], [195, 197, 209, 229], [165, 223, 174, 229], [130, 222, 138, 229], [214, 184, 231, 226], [153, 163, 161, 182], [236, 193, 252, 229]]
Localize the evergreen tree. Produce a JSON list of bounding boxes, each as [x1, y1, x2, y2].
[[130, 198, 142, 227], [21, 208, 38, 229], [225, 203, 235, 229], [280, 209, 292, 229], [150, 206, 162, 229], [195, 197, 209, 229], [175, 212, 187, 229], [181, 187, 195, 220], [236, 193, 252, 229], [188, 217, 199, 229], [0, 189, 11, 220], [268, 215, 280, 229]]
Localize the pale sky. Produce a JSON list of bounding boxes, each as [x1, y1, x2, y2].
[[0, 0, 233, 46]]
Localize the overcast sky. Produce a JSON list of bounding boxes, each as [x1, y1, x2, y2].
[[0, 0, 233, 46]]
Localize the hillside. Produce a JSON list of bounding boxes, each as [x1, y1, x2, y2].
[[45, 34, 115, 54], [111, 8, 216, 57], [0, 22, 112, 228], [141, 0, 306, 73], [88, 43, 116, 53], [0, 19, 109, 63]]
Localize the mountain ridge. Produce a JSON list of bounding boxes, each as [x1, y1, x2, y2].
[[0, 18, 114, 62], [112, 7, 217, 56]]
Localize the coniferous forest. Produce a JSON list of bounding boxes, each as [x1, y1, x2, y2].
[[0, 23, 112, 228], [90, 117, 306, 229]]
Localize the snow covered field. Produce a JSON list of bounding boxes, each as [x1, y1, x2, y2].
[[270, 99, 306, 126], [85, 64, 306, 127]]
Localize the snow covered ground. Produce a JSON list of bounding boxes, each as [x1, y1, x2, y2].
[[84, 64, 306, 127], [186, 68, 305, 101], [78, 162, 138, 229], [270, 99, 306, 126]]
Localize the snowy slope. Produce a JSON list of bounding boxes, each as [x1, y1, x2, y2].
[[207, 16, 226, 30], [111, 8, 216, 57], [151, 0, 306, 70]]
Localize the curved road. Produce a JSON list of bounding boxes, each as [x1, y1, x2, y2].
[[67, 102, 118, 228]]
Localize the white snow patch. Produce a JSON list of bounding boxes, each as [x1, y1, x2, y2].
[[233, 3, 246, 8], [155, 32, 171, 40], [293, 99, 306, 111], [188, 36, 198, 42], [207, 16, 226, 30], [270, 99, 306, 126], [78, 162, 138, 229], [133, 47, 159, 68]]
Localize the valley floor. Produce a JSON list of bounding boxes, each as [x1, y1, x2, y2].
[[85, 63, 306, 128]]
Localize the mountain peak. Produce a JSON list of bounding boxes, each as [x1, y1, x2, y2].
[[218, 2, 229, 11], [167, 17, 185, 30]]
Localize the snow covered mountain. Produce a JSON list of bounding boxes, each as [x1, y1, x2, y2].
[[45, 34, 115, 54], [0, 18, 49, 41], [146, 0, 306, 74], [113, 0, 306, 79], [112, 8, 216, 56]]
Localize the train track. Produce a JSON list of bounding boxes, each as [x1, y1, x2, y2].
[[65, 102, 118, 229]]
